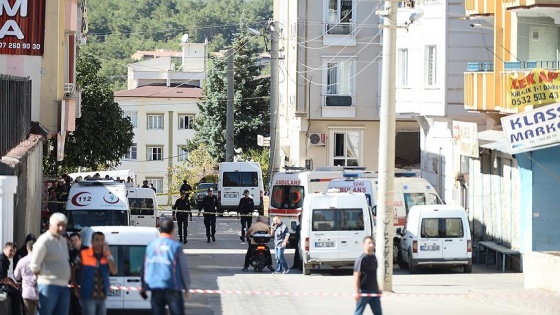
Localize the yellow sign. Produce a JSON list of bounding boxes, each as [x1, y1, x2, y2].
[[507, 68, 560, 108]]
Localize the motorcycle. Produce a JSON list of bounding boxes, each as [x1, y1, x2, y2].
[[249, 232, 274, 272]]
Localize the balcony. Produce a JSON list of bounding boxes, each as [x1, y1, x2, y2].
[[466, 0, 495, 17], [504, 60, 560, 70], [464, 71, 498, 111], [503, 0, 560, 10]]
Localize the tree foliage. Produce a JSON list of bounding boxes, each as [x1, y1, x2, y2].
[[82, 0, 272, 89], [187, 27, 270, 161], [168, 144, 219, 195], [42, 53, 134, 175]]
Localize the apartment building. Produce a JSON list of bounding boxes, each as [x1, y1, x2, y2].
[[274, 0, 421, 172], [464, 0, 560, 277], [114, 40, 207, 205]]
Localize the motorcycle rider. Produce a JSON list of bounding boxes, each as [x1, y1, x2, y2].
[[241, 216, 273, 272]]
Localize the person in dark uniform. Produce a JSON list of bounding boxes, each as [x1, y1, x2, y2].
[[237, 189, 254, 243], [291, 214, 302, 270], [199, 188, 219, 243], [179, 180, 193, 221], [172, 193, 191, 244]]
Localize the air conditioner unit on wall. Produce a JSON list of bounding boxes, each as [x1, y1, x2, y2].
[[308, 133, 326, 146]]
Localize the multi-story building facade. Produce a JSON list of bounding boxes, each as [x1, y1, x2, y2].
[[114, 40, 206, 205], [0, 0, 84, 252], [464, 0, 560, 278], [394, 0, 491, 202], [275, 0, 421, 172]]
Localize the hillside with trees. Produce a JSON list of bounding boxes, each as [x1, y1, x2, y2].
[[82, 0, 272, 90]]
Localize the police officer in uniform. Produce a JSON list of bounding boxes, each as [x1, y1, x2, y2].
[[172, 193, 190, 244], [199, 188, 219, 243], [237, 189, 254, 243]]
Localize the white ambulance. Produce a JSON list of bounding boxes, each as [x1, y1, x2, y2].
[[268, 167, 348, 244], [127, 187, 159, 227], [299, 190, 374, 275], [66, 180, 130, 231], [217, 161, 265, 215], [327, 172, 443, 263], [399, 205, 472, 273]]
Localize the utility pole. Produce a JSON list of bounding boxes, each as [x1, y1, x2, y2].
[[268, 20, 280, 187], [225, 48, 235, 162], [376, 0, 397, 292]]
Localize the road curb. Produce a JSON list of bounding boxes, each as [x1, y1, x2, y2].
[[468, 289, 560, 315]]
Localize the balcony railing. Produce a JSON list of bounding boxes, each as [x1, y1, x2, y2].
[[467, 62, 494, 72], [504, 61, 560, 70], [503, 0, 559, 9]]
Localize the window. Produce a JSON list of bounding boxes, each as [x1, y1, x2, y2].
[[312, 208, 364, 231], [326, 0, 353, 34], [124, 111, 138, 128], [421, 218, 464, 238], [67, 210, 128, 230], [124, 143, 137, 160], [129, 198, 155, 215], [403, 192, 443, 215], [178, 115, 194, 130], [146, 146, 163, 161], [146, 178, 163, 193], [532, 31, 540, 41], [398, 49, 408, 86], [331, 130, 361, 166], [271, 185, 305, 209], [107, 245, 147, 277], [147, 114, 164, 130], [177, 146, 188, 162], [323, 58, 354, 106], [426, 46, 437, 86], [222, 172, 259, 187]]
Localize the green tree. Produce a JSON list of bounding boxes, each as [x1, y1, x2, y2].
[[188, 27, 270, 161], [168, 144, 218, 196], [43, 52, 134, 175]]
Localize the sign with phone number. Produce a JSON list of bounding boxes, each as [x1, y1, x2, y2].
[[507, 68, 560, 108], [0, 0, 46, 56]]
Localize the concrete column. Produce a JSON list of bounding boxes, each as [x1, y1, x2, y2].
[[0, 176, 18, 248]]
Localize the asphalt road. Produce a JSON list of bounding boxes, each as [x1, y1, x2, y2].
[[175, 215, 525, 315]]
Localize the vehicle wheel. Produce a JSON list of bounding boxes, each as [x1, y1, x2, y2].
[[397, 250, 408, 269], [408, 252, 417, 274], [393, 240, 400, 262], [257, 255, 265, 272], [303, 263, 311, 275], [463, 263, 472, 273]]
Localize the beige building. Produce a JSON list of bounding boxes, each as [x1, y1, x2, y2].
[[274, 0, 420, 172]]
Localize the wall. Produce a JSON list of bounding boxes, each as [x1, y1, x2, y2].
[[516, 16, 559, 61], [524, 251, 560, 293]]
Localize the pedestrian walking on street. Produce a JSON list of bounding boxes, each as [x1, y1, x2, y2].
[[71, 232, 117, 315], [30, 213, 72, 315], [199, 188, 219, 243], [272, 216, 290, 274], [237, 189, 254, 243], [353, 236, 382, 315], [141, 217, 191, 315], [172, 192, 190, 244], [14, 240, 39, 315]]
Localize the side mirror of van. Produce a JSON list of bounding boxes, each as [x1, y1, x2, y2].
[[371, 206, 377, 216], [396, 227, 402, 235]]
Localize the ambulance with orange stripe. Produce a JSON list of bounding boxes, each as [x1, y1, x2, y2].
[[327, 171, 443, 261], [269, 167, 351, 246]]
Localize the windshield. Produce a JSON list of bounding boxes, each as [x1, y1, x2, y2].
[[67, 210, 129, 230], [271, 185, 304, 209], [223, 172, 258, 187]]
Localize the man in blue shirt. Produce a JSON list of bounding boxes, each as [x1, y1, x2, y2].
[[141, 217, 191, 315]]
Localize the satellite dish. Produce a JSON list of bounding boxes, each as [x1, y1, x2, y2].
[[181, 34, 189, 43]]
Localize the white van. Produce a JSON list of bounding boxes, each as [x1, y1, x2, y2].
[[128, 187, 159, 227], [218, 162, 264, 215], [399, 205, 472, 273], [299, 190, 374, 275], [80, 226, 159, 310], [66, 180, 130, 231], [327, 173, 443, 262]]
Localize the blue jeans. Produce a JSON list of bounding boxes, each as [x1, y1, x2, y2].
[[38, 284, 70, 315], [354, 295, 382, 315], [275, 247, 288, 272], [80, 298, 106, 315], [151, 289, 184, 315]]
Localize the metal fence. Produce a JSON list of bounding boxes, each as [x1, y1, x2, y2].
[[0, 75, 32, 156]]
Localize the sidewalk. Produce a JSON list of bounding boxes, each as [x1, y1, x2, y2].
[[470, 287, 560, 314]]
